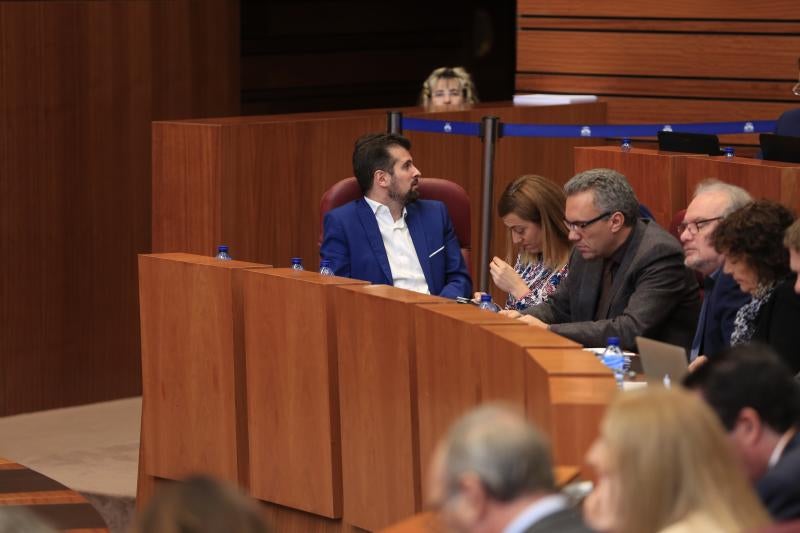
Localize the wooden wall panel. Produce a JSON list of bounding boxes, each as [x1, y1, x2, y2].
[[515, 2, 800, 147], [518, 0, 800, 19], [518, 31, 800, 80], [0, 1, 239, 415]]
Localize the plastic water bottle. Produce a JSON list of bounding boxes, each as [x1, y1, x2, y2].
[[620, 138, 632, 152], [601, 337, 628, 388], [478, 293, 501, 313], [663, 374, 672, 389], [290, 257, 304, 271], [215, 245, 232, 261], [319, 259, 334, 276], [723, 147, 735, 159]]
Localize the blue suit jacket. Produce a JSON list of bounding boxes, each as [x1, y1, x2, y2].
[[757, 431, 800, 520], [691, 268, 749, 360], [321, 198, 472, 299]]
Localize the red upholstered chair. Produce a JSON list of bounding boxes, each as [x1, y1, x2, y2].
[[319, 177, 471, 266]]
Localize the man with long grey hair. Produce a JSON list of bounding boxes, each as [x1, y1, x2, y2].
[[427, 404, 591, 533], [504, 168, 700, 351]]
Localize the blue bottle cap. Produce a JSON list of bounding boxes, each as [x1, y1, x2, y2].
[[217, 245, 229, 253], [607, 336, 620, 346], [291, 257, 302, 264], [320, 259, 331, 267], [480, 294, 492, 302]]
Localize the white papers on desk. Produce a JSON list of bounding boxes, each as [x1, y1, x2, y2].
[[513, 94, 598, 106]]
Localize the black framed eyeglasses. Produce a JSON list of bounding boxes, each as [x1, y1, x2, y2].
[[677, 216, 723, 235], [564, 211, 613, 232]]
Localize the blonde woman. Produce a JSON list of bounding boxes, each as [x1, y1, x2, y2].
[[584, 388, 770, 533], [419, 66, 478, 108], [479, 175, 571, 311]]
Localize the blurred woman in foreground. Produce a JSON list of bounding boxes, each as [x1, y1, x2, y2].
[[584, 388, 770, 533]]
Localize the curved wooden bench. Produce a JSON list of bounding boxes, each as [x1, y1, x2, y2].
[[0, 458, 108, 532]]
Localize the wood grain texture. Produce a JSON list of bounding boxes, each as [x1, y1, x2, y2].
[[518, 31, 800, 80], [518, 17, 800, 34], [515, 2, 799, 152], [242, 269, 366, 518], [515, 74, 796, 103], [334, 285, 447, 532], [0, 0, 239, 415], [138, 254, 268, 486], [684, 157, 800, 214], [479, 325, 581, 406], [574, 147, 706, 225], [413, 304, 526, 503], [518, 0, 800, 19], [524, 348, 616, 469]]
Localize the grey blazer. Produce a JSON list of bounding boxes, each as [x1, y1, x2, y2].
[[523, 219, 700, 351], [524, 507, 594, 533]]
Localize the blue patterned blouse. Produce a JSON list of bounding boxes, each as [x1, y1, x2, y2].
[[505, 253, 569, 311]]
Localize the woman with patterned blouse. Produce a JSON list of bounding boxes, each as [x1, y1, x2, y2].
[[476, 175, 571, 310]]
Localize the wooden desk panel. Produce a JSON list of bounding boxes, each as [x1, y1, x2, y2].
[[138, 253, 269, 486], [334, 285, 448, 532], [0, 458, 108, 532], [575, 146, 706, 225], [413, 304, 526, 501], [524, 348, 616, 468], [479, 325, 581, 405], [685, 156, 800, 213], [242, 269, 367, 518]]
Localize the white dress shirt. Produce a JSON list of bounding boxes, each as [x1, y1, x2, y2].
[[503, 494, 569, 533], [364, 197, 430, 294]]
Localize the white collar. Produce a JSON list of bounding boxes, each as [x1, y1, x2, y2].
[[768, 427, 797, 469], [502, 494, 568, 533], [364, 196, 406, 220]]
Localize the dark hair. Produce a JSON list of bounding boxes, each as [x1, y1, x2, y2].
[[712, 200, 795, 285], [352, 133, 411, 194], [133, 476, 271, 533], [682, 343, 800, 433]]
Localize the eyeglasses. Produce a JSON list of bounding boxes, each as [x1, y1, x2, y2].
[[563, 211, 613, 232], [677, 216, 722, 235]]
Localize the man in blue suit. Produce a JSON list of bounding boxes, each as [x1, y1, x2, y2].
[[321, 133, 472, 299]]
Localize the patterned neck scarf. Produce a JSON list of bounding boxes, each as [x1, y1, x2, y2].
[[730, 282, 776, 346]]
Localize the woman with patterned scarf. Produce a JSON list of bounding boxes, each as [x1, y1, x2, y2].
[[712, 200, 800, 372]]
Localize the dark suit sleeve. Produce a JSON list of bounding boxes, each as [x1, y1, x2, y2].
[[754, 276, 800, 373], [438, 203, 472, 299], [757, 447, 800, 521], [549, 248, 691, 349], [320, 211, 351, 277]]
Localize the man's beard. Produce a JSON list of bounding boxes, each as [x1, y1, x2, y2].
[[388, 177, 419, 206]]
